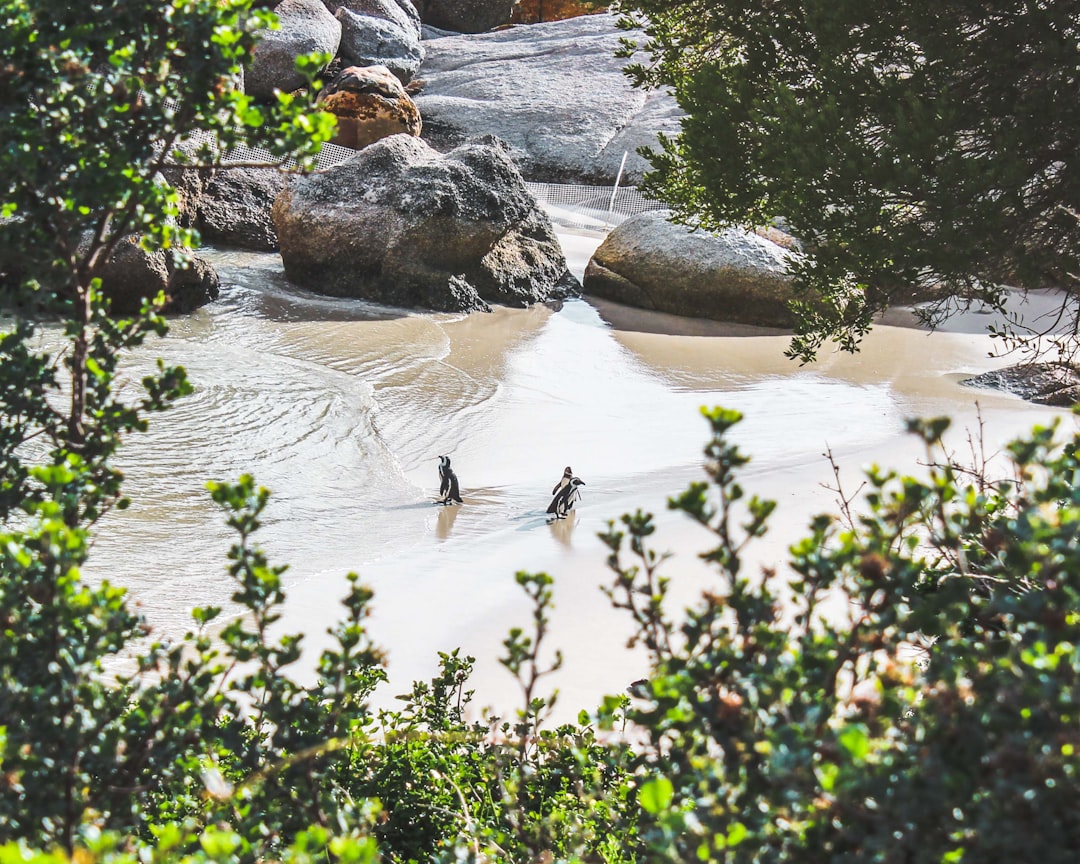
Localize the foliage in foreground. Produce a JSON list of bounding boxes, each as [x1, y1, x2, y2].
[[602, 407, 1080, 862], [5, 407, 1080, 863], [613, 0, 1080, 361]]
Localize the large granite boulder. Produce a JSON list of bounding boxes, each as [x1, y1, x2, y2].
[[96, 238, 220, 315], [317, 64, 422, 149], [962, 362, 1080, 406], [326, 0, 422, 39], [198, 168, 294, 251], [414, 0, 515, 33], [0, 218, 218, 315], [335, 2, 425, 83], [414, 13, 683, 183], [247, 0, 341, 99], [272, 134, 578, 312], [583, 210, 798, 327]]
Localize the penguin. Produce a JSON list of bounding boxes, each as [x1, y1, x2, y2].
[[547, 475, 584, 519], [552, 466, 574, 496], [437, 455, 463, 505]]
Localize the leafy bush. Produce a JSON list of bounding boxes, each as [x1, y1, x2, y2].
[[602, 407, 1080, 862]]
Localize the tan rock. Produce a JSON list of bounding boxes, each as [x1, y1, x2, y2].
[[511, 0, 606, 24], [318, 64, 421, 150]]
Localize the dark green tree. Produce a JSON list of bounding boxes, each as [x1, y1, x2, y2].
[[615, 0, 1080, 361]]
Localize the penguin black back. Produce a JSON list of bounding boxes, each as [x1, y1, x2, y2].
[[547, 475, 584, 518], [437, 455, 463, 504]]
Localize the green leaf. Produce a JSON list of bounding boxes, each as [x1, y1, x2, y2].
[[838, 724, 871, 762], [638, 776, 674, 814]]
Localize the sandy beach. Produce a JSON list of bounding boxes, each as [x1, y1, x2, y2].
[[84, 226, 1075, 724]]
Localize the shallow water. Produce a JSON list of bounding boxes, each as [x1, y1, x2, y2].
[[81, 235, 1073, 719]]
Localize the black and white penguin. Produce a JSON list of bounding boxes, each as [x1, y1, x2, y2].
[[552, 466, 573, 496], [437, 455, 463, 505], [547, 475, 584, 519]]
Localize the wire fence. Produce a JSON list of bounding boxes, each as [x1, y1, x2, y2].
[[525, 181, 666, 232]]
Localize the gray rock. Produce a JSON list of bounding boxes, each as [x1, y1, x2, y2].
[[198, 168, 294, 251], [414, 14, 683, 183], [247, 0, 341, 99], [156, 140, 218, 230], [962, 362, 1080, 406], [96, 239, 220, 315], [583, 210, 798, 327], [336, 6, 425, 83], [414, 0, 515, 34], [0, 218, 218, 314], [326, 0, 422, 39], [271, 133, 578, 312]]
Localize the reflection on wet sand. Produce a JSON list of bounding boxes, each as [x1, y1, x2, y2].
[[436, 503, 460, 539], [547, 512, 578, 547]]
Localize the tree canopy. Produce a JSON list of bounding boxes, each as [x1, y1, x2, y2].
[[615, 0, 1080, 361]]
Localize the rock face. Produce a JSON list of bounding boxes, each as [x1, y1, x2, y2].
[[335, 1, 425, 83], [247, 0, 341, 99], [414, 13, 683, 183], [414, 0, 516, 33], [272, 134, 578, 312], [317, 64, 422, 149], [97, 238, 221, 315], [583, 210, 798, 327], [198, 168, 294, 251], [962, 362, 1080, 406]]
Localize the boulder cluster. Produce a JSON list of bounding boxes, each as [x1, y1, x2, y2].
[[149, 4, 695, 316], [114, 3, 804, 328]]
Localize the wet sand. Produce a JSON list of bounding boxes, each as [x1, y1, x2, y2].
[[85, 228, 1074, 724], [278, 233, 1075, 722]]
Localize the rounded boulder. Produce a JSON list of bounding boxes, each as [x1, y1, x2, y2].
[[272, 134, 579, 312], [583, 210, 798, 327]]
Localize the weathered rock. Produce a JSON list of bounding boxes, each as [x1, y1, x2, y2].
[[247, 0, 341, 100], [325, 0, 422, 39], [155, 141, 218, 230], [318, 64, 422, 149], [272, 134, 578, 312], [96, 238, 220, 315], [414, 0, 515, 33], [583, 210, 798, 327], [198, 168, 294, 251], [336, 5, 425, 83], [414, 13, 683, 183], [511, 0, 604, 25], [962, 362, 1080, 406]]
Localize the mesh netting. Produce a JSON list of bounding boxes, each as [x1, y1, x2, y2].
[[525, 182, 666, 232]]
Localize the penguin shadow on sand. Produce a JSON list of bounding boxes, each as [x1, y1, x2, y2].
[[435, 500, 460, 539], [547, 510, 579, 546]]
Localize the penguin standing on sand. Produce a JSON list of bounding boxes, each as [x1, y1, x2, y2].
[[552, 466, 573, 496], [437, 455, 463, 505], [547, 474, 585, 519]]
